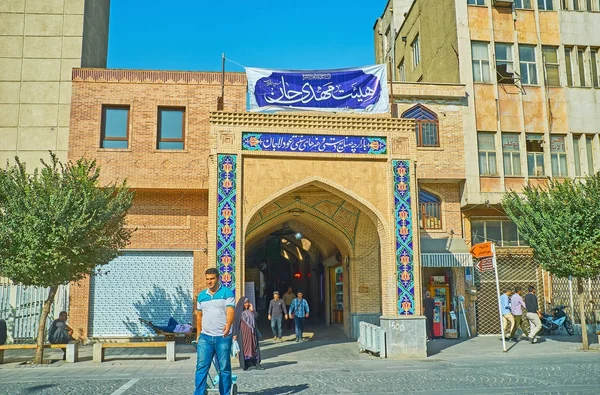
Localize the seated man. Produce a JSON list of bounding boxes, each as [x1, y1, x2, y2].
[[153, 317, 194, 334], [48, 311, 73, 344]]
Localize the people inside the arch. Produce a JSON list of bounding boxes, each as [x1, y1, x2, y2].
[[289, 291, 310, 342], [283, 287, 296, 330], [194, 268, 235, 395], [268, 291, 288, 341], [233, 297, 263, 370]]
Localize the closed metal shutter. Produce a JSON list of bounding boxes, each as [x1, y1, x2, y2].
[[89, 251, 194, 337]]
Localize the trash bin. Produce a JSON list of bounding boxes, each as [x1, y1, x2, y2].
[[0, 319, 7, 345]]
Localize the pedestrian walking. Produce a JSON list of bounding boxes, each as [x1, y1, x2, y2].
[[268, 291, 288, 341], [289, 291, 309, 342], [283, 287, 296, 330], [525, 285, 543, 344], [509, 286, 530, 341], [500, 289, 515, 340], [194, 268, 235, 395], [423, 291, 435, 341], [232, 297, 263, 371]]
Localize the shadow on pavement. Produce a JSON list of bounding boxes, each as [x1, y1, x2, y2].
[[258, 361, 297, 369], [22, 384, 57, 393], [426, 337, 469, 357], [241, 384, 309, 395]]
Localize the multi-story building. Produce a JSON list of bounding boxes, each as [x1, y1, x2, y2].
[[375, 0, 600, 333], [0, 0, 110, 167], [66, 67, 469, 354]]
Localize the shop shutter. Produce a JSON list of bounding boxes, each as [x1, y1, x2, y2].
[[89, 251, 194, 337]]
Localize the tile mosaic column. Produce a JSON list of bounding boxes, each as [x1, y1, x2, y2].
[[217, 155, 237, 294], [393, 160, 415, 315]]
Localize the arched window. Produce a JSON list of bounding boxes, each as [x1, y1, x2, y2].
[[402, 104, 439, 147], [418, 190, 442, 229]]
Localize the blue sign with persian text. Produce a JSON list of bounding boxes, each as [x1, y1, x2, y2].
[[242, 132, 387, 155], [246, 65, 389, 114]]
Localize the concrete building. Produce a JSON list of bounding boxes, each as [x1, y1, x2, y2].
[[66, 68, 469, 357], [0, 0, 110, 167], [375, 0, 600, 333]]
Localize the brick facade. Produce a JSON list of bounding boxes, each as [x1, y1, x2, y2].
[[68, 68, 467, 340]]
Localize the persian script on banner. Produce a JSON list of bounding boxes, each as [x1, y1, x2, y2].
[[246, 65, 389, 114]]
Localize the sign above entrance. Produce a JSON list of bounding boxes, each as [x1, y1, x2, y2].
[[469, 242, 494, 259], [246, 65, 389, 113], [242, 132, 387, 154]]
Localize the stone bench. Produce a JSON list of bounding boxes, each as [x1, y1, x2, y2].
[[0, 342, 79, 364], [93, 341, 175, 363]]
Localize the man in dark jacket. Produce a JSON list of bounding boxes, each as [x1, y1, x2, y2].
[[525, 286, 543, 343], [423, 291, 435, 341], [48, 311, 73, 344], [268, 291, 288, 341]]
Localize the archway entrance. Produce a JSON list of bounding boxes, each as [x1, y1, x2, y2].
[[243, 182, 383, 338]]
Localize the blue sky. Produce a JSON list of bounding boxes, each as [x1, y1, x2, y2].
[[107, 0, 387, 72]]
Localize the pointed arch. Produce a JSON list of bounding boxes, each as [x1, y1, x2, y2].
[[401, 104, 439, 147]]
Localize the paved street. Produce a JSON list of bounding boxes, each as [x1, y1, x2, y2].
[[1, 326, 599, 394]]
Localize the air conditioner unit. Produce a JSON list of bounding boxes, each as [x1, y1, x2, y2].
[[496, 63, 515, 84], [493, 0, 514, 7]]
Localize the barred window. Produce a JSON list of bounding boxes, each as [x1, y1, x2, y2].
[[401, 104, 439, 147], [418, 190, 441, 230]]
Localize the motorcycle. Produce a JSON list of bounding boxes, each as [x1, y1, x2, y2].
[[541, 305, 574, 336]]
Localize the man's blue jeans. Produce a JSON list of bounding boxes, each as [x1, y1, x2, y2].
[[294, 316, 305, 340], [270, 316, 283, 338], [195, 333, 232, 395]]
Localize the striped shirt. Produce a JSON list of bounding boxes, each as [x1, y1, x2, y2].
[[197, 285, 235, 336], [289, 298, 310, 318]]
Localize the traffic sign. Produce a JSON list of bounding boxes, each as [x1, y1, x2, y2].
[[474, 256, 495, 272], [469, 242, 494, 259]]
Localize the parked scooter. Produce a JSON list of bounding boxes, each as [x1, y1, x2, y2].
[[541, 305, 574, 335]]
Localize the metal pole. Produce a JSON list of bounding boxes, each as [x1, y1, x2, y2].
[[492, 244, 507, 352], [221, 52, 225, 99], [459, 297, 471, 337]]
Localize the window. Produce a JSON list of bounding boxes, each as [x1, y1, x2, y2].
[[542, 46, 560, 86], [157, 107, 185, 150], [561, 0, 567, 9], [398, 59, 406, 82], [586, 0, 593, 10], [550, 135, 568, 176], [565, 47, 574, 87], [526, 134, 545, 176], [471, 219, 526, 247], [573, 135, 582, 176], [412, 35, 420, 68], [591, 48, 599, 88], [515, 0, 532, 8], [538, 0, 555, 10], [418, 190, 441, 230], [467, 0, 486, 5], [100, 106, 129, 149], [586, 136, 595, 174], [519, 45, 538, 85], [384, 27, 392, 55], [577, 48, 587, 86], [478, 133, 498, 176], [495, 43, 514, 81], [573, 0, 580, 11], [402, 105, 439, 147], [472, 42, 491, 83], [502, 134, 522, 176]]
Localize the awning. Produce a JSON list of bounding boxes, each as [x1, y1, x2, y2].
[[420, 238, 473, 268]]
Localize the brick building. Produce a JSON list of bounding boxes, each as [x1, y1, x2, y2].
[[67, 68, 468, 357]]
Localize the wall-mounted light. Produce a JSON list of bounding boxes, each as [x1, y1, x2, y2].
[[289, 208, 303, 217]]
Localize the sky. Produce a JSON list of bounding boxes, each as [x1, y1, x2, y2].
[[107, 0, 387, 73]]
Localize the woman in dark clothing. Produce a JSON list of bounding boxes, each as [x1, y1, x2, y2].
[[232, 297, 263, 371]]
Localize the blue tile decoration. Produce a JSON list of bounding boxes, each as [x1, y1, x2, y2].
[[242, 132, 386, 154], [393, 160, 415, 315], [89, 251, 194, 336], [217, 155, 237, 293]]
